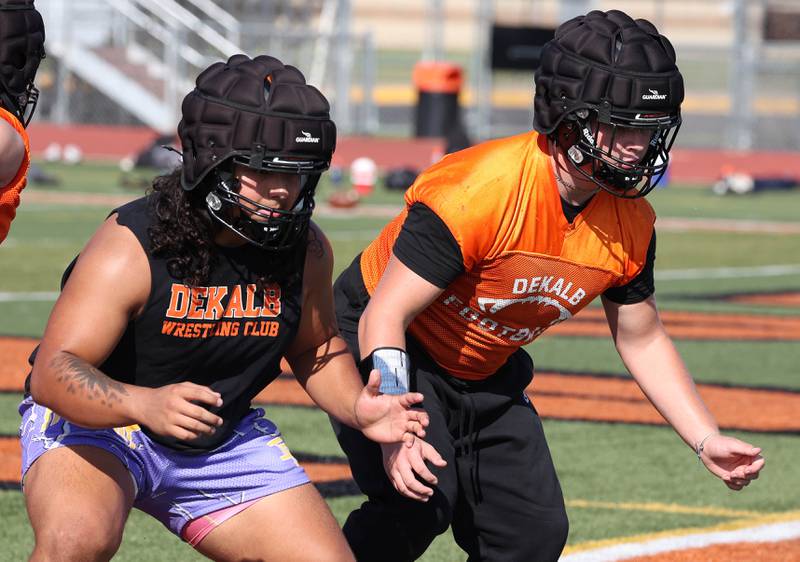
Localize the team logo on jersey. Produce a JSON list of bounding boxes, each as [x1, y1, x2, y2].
[[161, 283, 283, 339], [440, 275, 588, 344], [166, 283, 282, 319], [478, 294, 571, 320]]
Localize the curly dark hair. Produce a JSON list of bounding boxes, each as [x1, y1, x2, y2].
[[147, 168, 304, 289]]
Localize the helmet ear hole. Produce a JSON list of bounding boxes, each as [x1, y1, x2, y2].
[[263, 75, 272, 101], [612, 32, 623, 63]]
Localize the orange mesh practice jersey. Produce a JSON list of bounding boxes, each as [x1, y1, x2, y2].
[[0, 107, 30, 243], [361, 131, 655, 380]]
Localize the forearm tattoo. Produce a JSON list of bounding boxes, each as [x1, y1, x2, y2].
[[52, 353, 129, 408]]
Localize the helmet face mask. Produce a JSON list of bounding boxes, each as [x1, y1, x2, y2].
[[16, 82, 40, 127], [1, 79, 41, 128], [562, 107, 681, 197], [206, 164, 319, 251]]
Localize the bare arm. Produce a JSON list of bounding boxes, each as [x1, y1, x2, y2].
[[602, 295, 717, 446], [603, 295, 764, 489], [0, 119, 26, 241], [358, 254, 445, 359], [356, 253, 449, 499], [284, 225, 428, 442], [29, 215, 151, 426], [29, 215, 223, 439], [285, 225, 370, 425], [0, 118, 24, 186]]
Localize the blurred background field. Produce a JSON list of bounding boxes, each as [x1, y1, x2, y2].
[[29, 0, 800, 150], [1, 162, 798, 561]]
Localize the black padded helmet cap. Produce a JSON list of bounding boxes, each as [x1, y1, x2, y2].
[[533, 10, 684, 134], [0, 0, 45, 123], [178, 54, 337, 191]]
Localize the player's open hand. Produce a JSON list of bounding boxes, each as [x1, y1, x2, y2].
[[354, 369, 429, 444], [699, 434, 765, 491], [381, 437, 447, 502], [134, 382, 223, 441]]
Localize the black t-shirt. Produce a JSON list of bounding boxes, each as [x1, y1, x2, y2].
[[393, 201, 656, 305]]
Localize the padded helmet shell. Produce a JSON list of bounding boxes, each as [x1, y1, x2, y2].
[[534, 10, 683, 134], [178, 54, 336, 191], [0, 0, 45, 127]]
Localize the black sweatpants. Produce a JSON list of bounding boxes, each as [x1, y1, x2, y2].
[[332, 265, 569, 562]]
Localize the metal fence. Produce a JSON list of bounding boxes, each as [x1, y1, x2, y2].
[[34, 0, 377, 135], [29, 0, 800, 149], [468, 0, 800, 149]]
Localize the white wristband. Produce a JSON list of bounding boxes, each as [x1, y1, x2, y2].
[[365, 347, 410, 395]]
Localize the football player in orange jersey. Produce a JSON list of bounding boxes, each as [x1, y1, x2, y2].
[[0, 0, 45, 243], [331, 10, 764, 562]]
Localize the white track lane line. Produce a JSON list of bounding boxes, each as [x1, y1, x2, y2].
[[560, 519, 800, 561], [657, 264, 800, 280]]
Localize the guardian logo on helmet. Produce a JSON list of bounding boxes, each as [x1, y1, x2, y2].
[[642, 89, 668, 100], [295, 131, 320, 143]]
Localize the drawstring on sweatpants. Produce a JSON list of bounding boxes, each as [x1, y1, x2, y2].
[[456, 393, 482, 503]]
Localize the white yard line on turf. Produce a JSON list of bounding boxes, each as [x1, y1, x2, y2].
[[657, 217, 800, 235], [0, 292, 59, 302], [559, 518, 800, 561], [18, 192, 800, 234], [0, 266, 798, 302], [656, 264, 800, 280]]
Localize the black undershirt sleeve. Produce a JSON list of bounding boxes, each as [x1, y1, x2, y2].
[[392, 203, 465, 288], [603, 230, 657, 304], [392, 200, 655, 302]]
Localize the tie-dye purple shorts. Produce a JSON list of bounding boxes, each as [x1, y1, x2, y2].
[[18, 396, 310, 537]]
